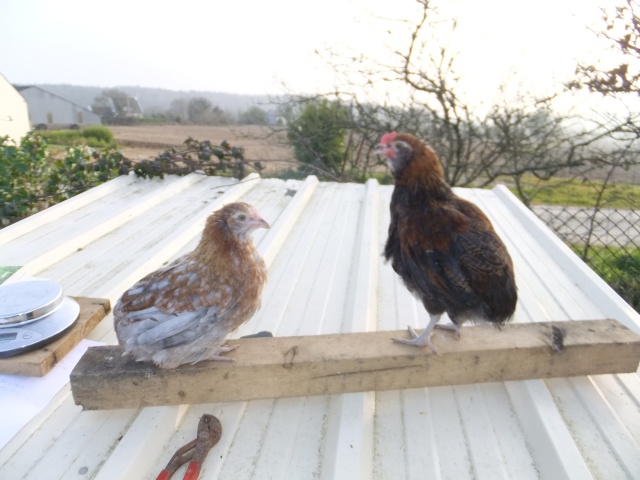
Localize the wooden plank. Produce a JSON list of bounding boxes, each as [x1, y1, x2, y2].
[[0, 297, 111, 376], [70, 319, 640, 410]]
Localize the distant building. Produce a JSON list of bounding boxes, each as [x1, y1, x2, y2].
[[16, 85, 102, 130], [112, 94, 143, 119], [91, 92, 143, 123], [0, 73, 30, 142], [267, 111, 287, 126]]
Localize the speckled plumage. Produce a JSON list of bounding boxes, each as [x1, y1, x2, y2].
[[114, 202, 269, 368]]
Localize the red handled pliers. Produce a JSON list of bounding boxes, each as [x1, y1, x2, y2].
[[156, 414, 222, 480]]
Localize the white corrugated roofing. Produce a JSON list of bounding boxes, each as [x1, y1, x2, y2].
[[0, 172, 639, 479]]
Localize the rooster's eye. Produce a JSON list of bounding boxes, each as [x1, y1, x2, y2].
[[238, 214, 247, 221]]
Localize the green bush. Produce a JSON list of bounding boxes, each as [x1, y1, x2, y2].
[[82, 125, 115, 145], [37, 130, 77, 145], [0, 133, 255, 226], [0, 133, 130, 224], [287, 99, 348, 175], [0, 134, 51, 220]]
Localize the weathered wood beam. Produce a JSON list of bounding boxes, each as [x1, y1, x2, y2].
[[70, 319, 640, 410]]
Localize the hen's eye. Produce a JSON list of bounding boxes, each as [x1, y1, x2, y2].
[[238, 214, 247, 221]]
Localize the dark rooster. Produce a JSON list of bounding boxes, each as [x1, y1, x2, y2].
[[114, 202, 269, 368], [375, 132, 517, 353]]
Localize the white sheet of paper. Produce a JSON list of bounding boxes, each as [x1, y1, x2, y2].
[[0, 339, 103, 449]]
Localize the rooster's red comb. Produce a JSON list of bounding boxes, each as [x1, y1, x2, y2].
[[380, 131, 397, 144]]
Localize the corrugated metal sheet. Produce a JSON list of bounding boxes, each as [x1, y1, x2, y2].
[[0, 172, 639, 480]]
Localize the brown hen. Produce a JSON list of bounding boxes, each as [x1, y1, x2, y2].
[[375, 132, 517, 353], [114, 202, 269, 368]]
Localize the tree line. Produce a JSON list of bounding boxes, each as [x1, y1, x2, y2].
[[92, 89, 272, 126]]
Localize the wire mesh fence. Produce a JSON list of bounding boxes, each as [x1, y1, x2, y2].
[[533, 206, 640, 312]]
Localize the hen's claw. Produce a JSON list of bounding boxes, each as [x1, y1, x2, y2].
[[435, 322, 461, 338], [392, 326, 440, 354], [208, 344, 240, 362]]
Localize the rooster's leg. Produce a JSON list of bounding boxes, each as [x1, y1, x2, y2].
[[392, 313, 441, 353]]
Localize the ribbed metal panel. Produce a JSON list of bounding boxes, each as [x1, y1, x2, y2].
[[0, 174, 638, 479]]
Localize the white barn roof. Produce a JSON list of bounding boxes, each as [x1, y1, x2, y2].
[[0, 173, 639, 479]]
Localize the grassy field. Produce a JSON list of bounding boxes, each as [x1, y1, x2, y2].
[[571, 244, 640, 310], [507, 175, 640, 209]]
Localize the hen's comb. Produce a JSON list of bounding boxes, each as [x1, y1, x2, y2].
[[380, 131, 397, 144]]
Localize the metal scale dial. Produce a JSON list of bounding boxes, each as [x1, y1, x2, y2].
[[0, 278, 80, 358]]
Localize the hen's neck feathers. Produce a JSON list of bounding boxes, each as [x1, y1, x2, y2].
[[394, 135, 451, 199], [192, 216, 257, 274]]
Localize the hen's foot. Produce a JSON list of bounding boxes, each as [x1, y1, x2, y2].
[[434, 323, 461, 338], [392, 326, 439, 354], [208, 344, 240, 362]]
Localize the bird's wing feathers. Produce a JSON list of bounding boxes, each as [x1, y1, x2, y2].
[[133, 308, 210, 349], [396, 199, 511, 308], [406, 247, 479, 310], [456, 230, 512, 274], [116, 255, 242, 350]]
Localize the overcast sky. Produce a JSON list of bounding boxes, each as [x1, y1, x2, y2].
[[1, 0, 607, 104]]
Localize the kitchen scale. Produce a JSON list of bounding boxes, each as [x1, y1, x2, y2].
[[0, 278, 80, 358]]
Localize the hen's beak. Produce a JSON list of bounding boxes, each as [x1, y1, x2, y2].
[[251, 215, 270, 230], [374, 143, 395, 159]]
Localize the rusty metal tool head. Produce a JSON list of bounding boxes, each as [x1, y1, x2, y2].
[[156, 414, 222, 480]]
